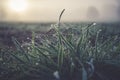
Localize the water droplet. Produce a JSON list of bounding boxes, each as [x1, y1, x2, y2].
[[53, 71, 60, 79], [27, 37, 30, 40], [35, 63, 39, 66], [93, 23, 97, 26]]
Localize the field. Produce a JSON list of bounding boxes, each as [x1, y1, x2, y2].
[[0, 22, 120, 80], [0, 22, 120, 47]]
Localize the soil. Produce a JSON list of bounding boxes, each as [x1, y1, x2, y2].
[[92, 62, 120, 80], [0, 27, 32, 48]]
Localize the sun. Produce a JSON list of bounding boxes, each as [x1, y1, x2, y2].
[[8, 0, 28, 12]]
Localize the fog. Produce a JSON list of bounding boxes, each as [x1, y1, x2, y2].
[[0, 0, 120, 22]]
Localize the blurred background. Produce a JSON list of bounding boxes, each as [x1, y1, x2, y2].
[[0, 0, 120, 23]]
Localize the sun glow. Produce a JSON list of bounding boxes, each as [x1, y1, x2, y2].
[[8, 0, 28, 12]]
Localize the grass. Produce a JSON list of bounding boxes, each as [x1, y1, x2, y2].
[[0, 22, 120, 80], [0, 9, 120, 80]]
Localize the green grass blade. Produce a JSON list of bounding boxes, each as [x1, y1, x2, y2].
[[12, 37, 30, 62]]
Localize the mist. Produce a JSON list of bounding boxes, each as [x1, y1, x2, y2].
[[0, 0, 120, 22]]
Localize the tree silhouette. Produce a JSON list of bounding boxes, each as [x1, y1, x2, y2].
[[111, 0, 120, 21], [0, 7, 5, 21], [0, 1, 6, 21], [87, 6, 99, 21], [0, 10, 7, 22], [117, 6, 120, 21], [116, 0, 120, 21], [0, 8, 4, 21]]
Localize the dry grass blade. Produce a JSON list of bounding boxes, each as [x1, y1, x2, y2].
[[58, 9, 65, 26]]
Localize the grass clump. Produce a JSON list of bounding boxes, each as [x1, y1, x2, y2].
[[0, 22, 120, 80], [0, 9, 120, 80]]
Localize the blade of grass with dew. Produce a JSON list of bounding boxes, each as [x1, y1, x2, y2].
[[10, 52, 26, 64], [82, 67, 87, 80], [34, 46, 57, 67], [58, 33, 64, 70], [31, 31, 36, 54], [12, 37, 25, 53], [12, 37, 30, 62], [76, 35, 83, 58]]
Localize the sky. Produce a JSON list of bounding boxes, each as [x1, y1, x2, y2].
[[0, 0, 120, 22]]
